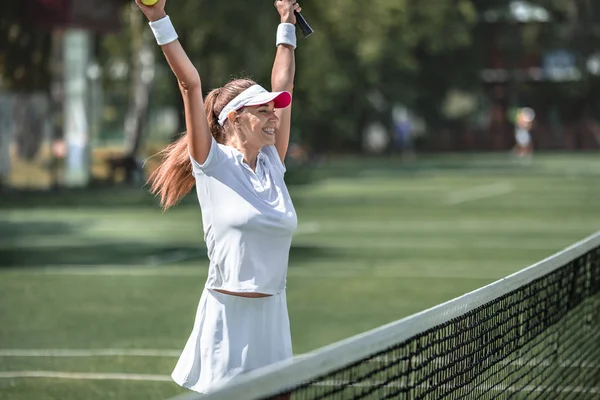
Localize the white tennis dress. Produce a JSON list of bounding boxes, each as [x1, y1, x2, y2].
[[515, 127, 532, 147], [171, 137, 298, 393]]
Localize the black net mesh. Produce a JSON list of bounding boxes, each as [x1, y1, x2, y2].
[[266, 246, 600, 400]]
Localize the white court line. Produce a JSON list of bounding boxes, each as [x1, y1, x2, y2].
[[0, 349, 180, 357], [446, 182, 514, 204], [42, 268, 199, 276], [290, 268, 506, 280], [35, 267, 508, 279], [0, 371, 171, 382]]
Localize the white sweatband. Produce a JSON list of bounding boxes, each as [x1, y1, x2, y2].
[[149, 16, 178, 46], [276, 23, 296, 49]]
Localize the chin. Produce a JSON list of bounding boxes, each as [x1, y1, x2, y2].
[[262, 135, 277, 145]]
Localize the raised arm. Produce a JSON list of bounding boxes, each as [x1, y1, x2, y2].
[[135, 0, 212, 164], [271, 0, 300, 163]]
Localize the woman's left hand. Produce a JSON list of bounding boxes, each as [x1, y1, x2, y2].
[[274, 0, 302, 25]]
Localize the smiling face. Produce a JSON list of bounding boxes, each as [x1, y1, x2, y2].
[[234, 101, 279, 148]]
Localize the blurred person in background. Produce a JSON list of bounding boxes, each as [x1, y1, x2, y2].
[[392, 105, 416, 163], [513, 107, 535, 163], [135, 0, 301, 396]]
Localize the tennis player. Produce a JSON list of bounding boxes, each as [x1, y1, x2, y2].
[[514, 107, 534, 163], [134, 0, 301, 394]]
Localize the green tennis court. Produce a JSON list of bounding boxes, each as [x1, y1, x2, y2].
[[1, 153, 599, 400]]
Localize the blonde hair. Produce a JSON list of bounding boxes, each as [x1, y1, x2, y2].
[[148, 78, 256, 210]]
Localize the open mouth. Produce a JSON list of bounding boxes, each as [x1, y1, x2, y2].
[[262, 128, 276, 135]]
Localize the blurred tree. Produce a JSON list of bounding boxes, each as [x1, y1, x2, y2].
[[0, 3, 56, 188], [165, 0, 279, 134], [119, 3, 155, 184], [298, 0, 477, 151], [100, 0, 277, 154], [474, 0, 600, 149], [0, 3, 53, 92], [542, 0, 600, 147], [1, 0, 130, 188], [100, 0, 477, 153]]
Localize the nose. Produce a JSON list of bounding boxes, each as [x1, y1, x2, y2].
[[269, 112, 279, 122]]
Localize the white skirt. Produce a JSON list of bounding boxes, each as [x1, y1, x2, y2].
[[515, 129, 531, 146], [171, 288, 293, 394]]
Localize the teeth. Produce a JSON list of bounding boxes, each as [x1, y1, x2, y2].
[[263, 128, 275, 134]]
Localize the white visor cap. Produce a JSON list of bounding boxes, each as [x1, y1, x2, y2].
[[217, 84, 292, 126]]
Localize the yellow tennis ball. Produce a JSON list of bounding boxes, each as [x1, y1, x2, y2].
[[141, 0, 159, 6]]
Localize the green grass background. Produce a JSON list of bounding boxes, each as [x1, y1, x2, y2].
[[1, 153, 599, 400]]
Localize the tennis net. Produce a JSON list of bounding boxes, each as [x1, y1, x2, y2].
[[171, 231, 600, 400]]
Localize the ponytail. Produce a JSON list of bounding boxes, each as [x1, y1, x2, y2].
[[204, 87, 226, 144], [147, 134, 194, 211]]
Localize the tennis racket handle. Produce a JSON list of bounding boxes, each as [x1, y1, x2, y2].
[[295, 11, 314, 38]]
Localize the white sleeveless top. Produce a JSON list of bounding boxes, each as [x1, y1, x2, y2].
[[189, 138, 298, 295]]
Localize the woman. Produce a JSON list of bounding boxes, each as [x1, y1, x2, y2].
[[134, 0, 301, 394], [513, 107, 534, 162]]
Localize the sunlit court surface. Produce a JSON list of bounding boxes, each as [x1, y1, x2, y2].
[[2, 0, 600, 399], [2, 153, 599, 400]]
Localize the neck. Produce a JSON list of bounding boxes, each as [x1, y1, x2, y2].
[[226, 137, 260, 170]]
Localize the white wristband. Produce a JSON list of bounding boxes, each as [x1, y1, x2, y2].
[[276, 23, 296, 49], [149, 16, 178, 46]]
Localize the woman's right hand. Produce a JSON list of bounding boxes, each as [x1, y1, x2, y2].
[[134, 0, 167, 22]]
